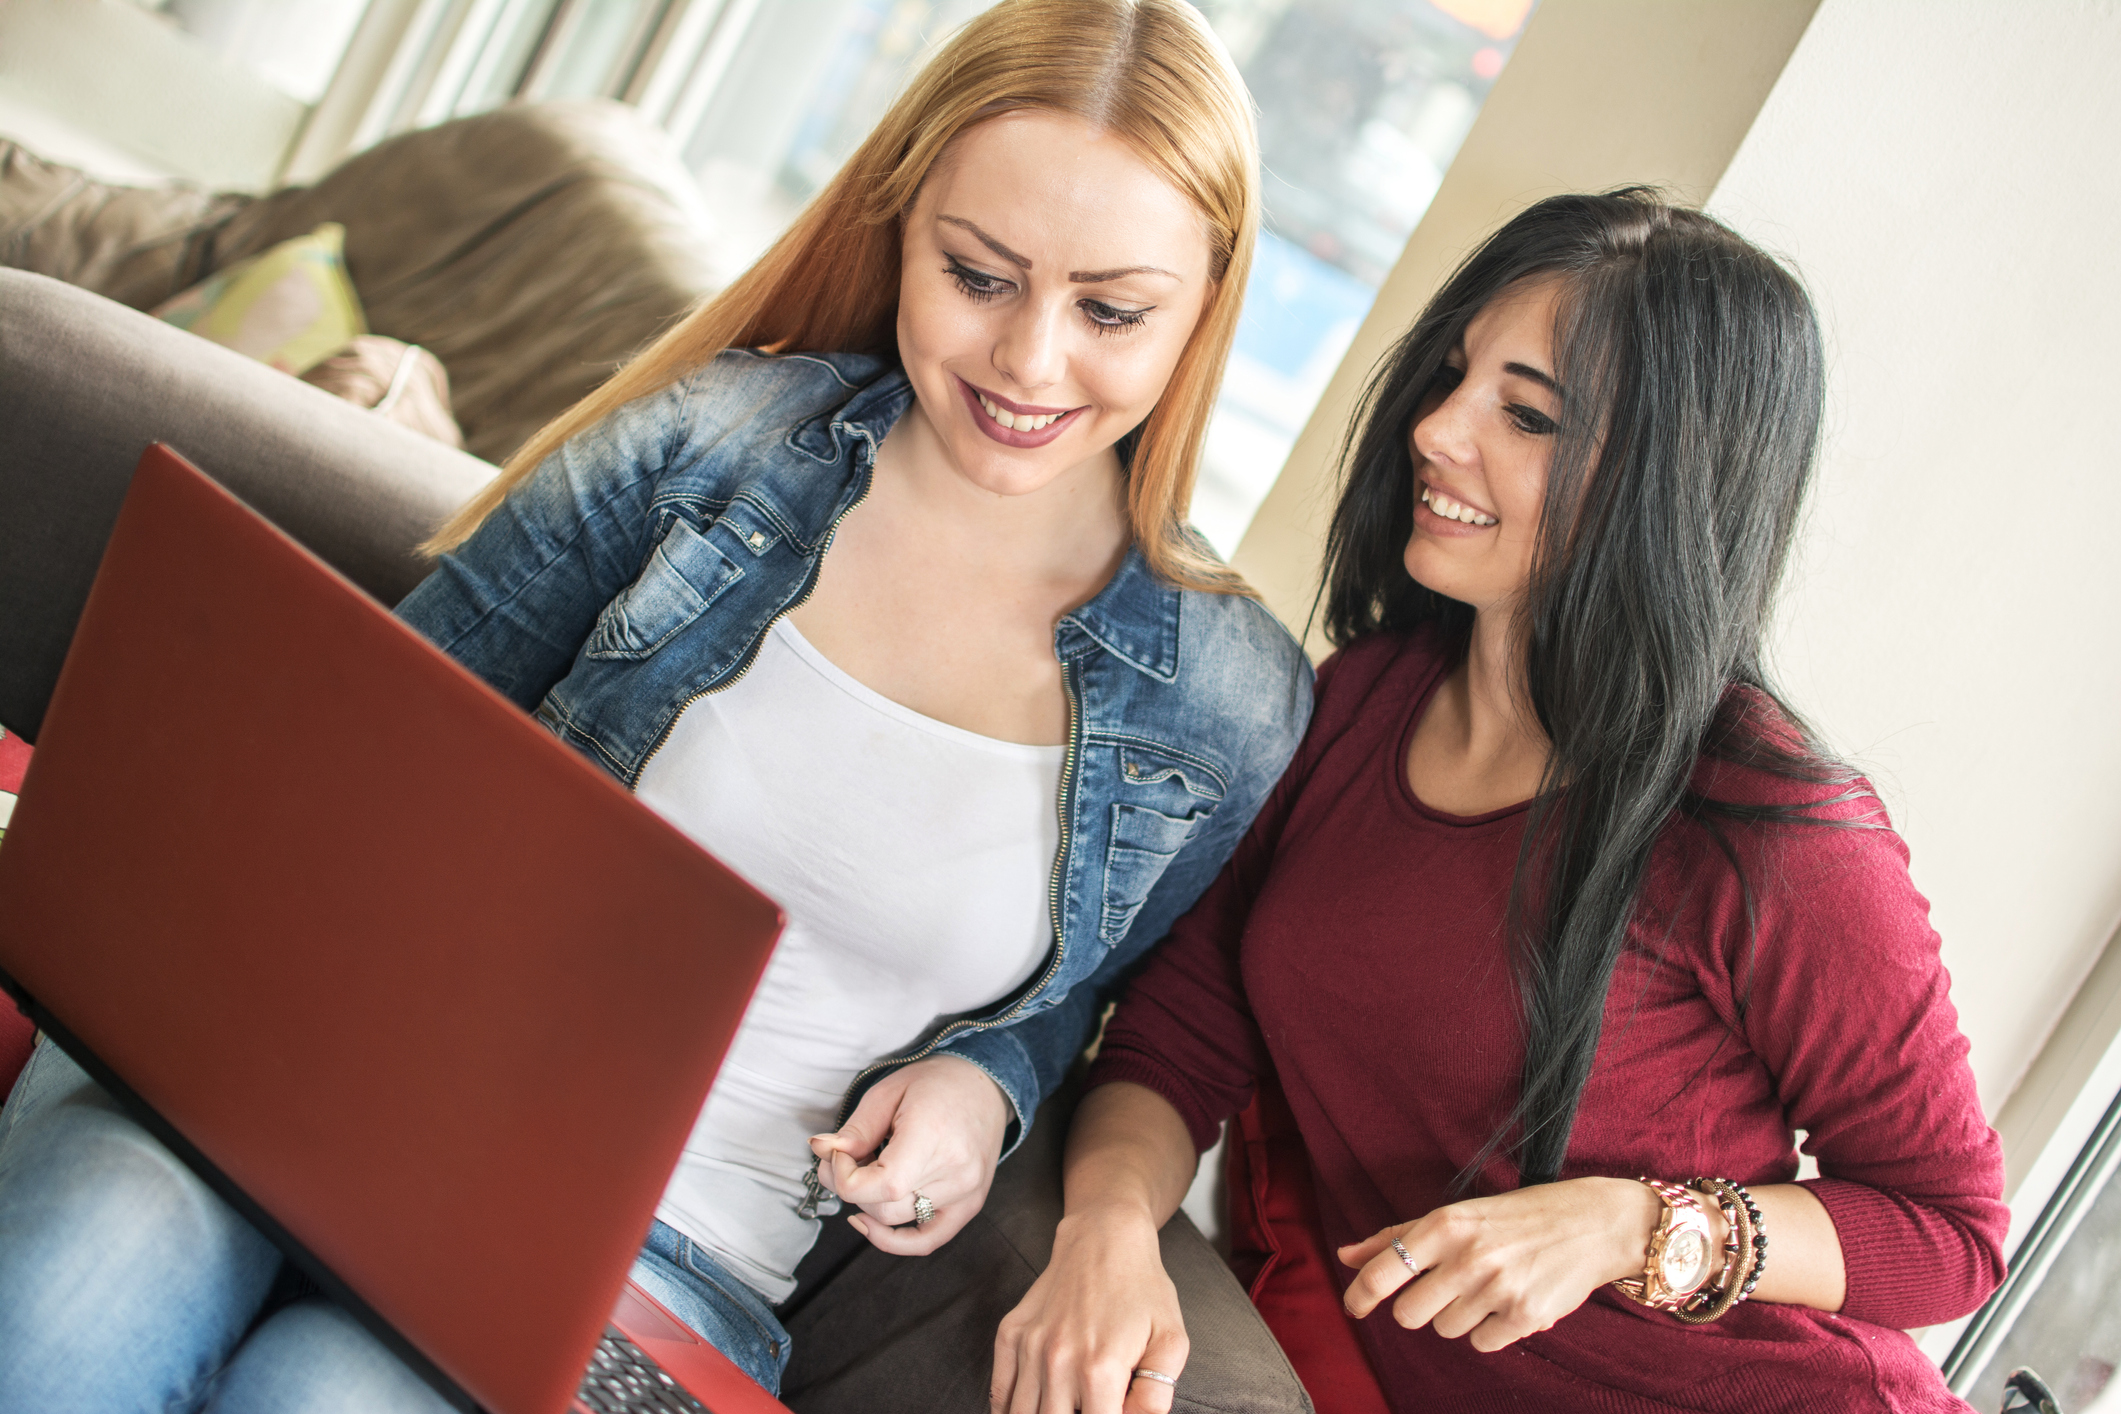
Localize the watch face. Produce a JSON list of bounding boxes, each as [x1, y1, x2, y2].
[[1665, 1228, 1710, 1292]]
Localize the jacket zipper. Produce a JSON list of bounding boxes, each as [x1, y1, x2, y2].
[[797, 654, 1082, 1219], [628, 445, 877, 789]]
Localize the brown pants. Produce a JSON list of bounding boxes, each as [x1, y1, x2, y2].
[[777, 1084, 1313, 1414]]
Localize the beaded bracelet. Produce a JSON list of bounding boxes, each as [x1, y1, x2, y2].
[[1682, 1177, 1768, 1316], [1675, 1179, 1753, 1323], [1730, 1180, 1769, 1299]]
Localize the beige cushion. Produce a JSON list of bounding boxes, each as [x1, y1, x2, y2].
[[301, 336, 465, 450]]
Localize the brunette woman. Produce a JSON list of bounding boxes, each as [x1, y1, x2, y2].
[[993, 189, 2005, 1414], [0, 3, 1311, 1408]]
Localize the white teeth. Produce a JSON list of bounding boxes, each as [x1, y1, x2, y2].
[[1421, 484, 1497, 527], [978, 393, 1060, 432]]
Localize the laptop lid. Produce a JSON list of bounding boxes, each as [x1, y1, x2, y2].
[[0, 446, 784, 1414]]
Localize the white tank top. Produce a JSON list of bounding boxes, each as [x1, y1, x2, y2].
[[634, 620, 1062, 1302]]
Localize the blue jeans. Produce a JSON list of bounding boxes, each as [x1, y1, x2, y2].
[[0, 1038, 792, 1411]]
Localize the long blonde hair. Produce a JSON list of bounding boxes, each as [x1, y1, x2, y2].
[[428, 0, 1259, 592]]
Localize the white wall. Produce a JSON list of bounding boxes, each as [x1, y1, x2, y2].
[[1706, 0, 2121, 1124]]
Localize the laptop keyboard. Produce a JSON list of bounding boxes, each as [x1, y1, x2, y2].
[[575, 1328, 711, 1414]]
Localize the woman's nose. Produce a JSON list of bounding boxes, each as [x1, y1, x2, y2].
[[992, 297, 1066, 392], [1412, 392, 1475, 471]]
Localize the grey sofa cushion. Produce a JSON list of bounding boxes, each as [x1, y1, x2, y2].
[[0, 269, 495, 739], [778, 1081, 1312, 1414]]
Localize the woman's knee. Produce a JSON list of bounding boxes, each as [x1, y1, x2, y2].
[[204, 1298, 457, 1414], [0, 1040, 279, 1353]]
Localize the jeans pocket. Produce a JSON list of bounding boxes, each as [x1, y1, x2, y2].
[[675, 1238, 791, 1385]]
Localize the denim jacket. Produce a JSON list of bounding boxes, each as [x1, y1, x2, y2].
[[396, 349, 1312, 1170]]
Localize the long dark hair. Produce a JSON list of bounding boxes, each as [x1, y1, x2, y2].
[[1322, 188, 1865, 1187]]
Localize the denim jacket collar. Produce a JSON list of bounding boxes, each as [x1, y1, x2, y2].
[[1058, 549, 1182, 684]]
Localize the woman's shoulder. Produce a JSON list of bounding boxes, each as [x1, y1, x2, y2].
[[1310, 623, 1454, 728], [1665, 696, 1925, 949], [644, 349, 908, 507], [1165, 585, 1315, 764], [666, 348, 902, 445], [685, 346, 898, 399], [1688, 689, 1893, 830]]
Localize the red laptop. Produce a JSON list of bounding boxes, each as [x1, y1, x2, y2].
[[0, 446, 793, 1414]]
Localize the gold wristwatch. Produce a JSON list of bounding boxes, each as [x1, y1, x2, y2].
[[1612, 1178, 1715, 1311]]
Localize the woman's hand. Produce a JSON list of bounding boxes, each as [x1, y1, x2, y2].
[[991, 1206, 1189, 1414], [810, 1054, 1012, 1255], [1339, 1176, 1671, 1352]]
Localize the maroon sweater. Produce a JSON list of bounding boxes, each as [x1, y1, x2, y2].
[[1091, 629, 2007, 1413]]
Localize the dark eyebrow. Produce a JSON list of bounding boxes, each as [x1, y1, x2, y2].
[[938, 216, 1031, 269], [1504, 361, 1564, 397], [1071, 264, 1179, 284]]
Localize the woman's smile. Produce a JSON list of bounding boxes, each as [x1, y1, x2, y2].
[[1415, 479, 1499, 528], [955, 375, 1085, 447]]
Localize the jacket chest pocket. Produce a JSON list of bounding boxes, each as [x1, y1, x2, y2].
[[585, 518, 744, 661], [1097, 743, 1224, 943]]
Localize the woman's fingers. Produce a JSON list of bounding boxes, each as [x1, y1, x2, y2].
[[831, 1127, 956, 1207], [846, 1200, 975, 1256], [813, 1076, 902, 1175], [991, 1212, 1184, 1414], [1466, 1306, 1546, 1353], [1421, 1287, 1492, 1341], [1120, 1324, 1190, 1414], [1337, 1227, 1397, 1268], [1002, 1344, 1044, 1414], [988, 1312, 1024, 1414], [1341, 1230, 1423, 1319]]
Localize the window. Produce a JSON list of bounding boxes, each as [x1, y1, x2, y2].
[[137, 0, 371, 104], [1945, 1082, 2121, 1411], [1189, 0, 1532, 551]]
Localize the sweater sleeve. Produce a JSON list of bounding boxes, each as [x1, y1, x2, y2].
[[1086, 651, 1345, 1152], [1714, 799, 2009, 1329]]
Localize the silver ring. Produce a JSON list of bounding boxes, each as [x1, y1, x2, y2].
[[1132, 1369, 1179, 1387], [911, 1191, 937, 1227], [1391, 1237, 1419, 1275]]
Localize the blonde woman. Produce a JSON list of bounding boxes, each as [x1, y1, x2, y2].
[[0, 2, 1310, 1409]]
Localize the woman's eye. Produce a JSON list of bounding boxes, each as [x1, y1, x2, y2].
[[1433, 363, 1466, 392], [1081, 300, 1151, 334], [946, 260, 1010, 301], [1508, 404, 1559, 436]]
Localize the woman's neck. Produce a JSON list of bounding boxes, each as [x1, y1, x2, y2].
[[1405, 604, 1551, 816], [872, 400, 1129, 601]]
